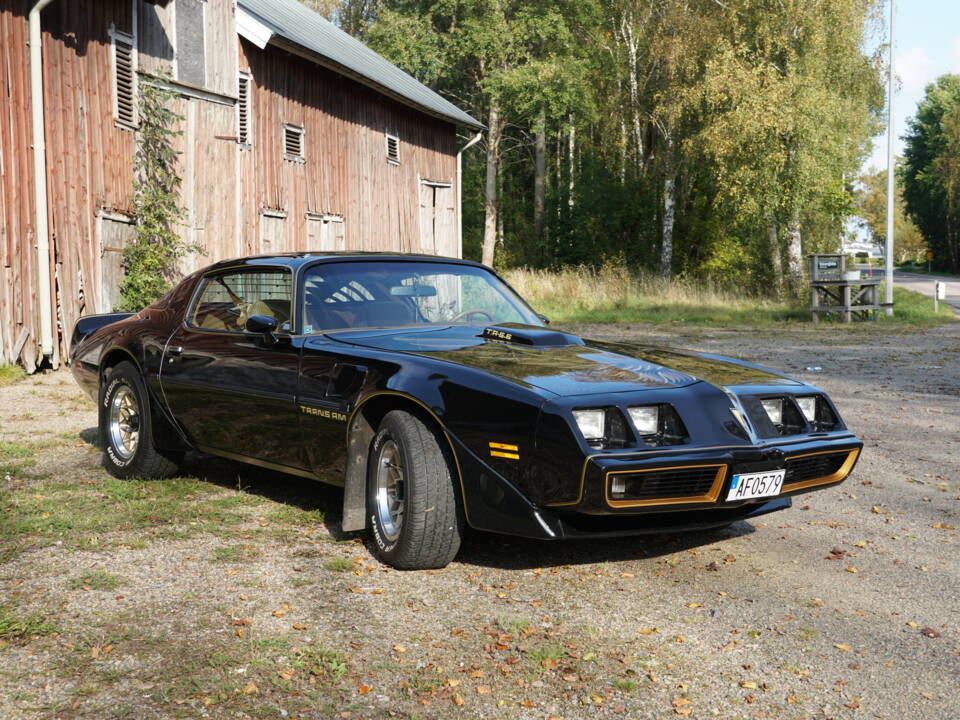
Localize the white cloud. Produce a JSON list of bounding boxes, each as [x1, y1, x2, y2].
[[897, 46, 935, 95]]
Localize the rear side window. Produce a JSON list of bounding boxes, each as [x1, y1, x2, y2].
[[190, 270, 292, 333]]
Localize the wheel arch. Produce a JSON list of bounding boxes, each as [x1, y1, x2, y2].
[[99, 346, 140, 384], [340, 391, 467, 533]]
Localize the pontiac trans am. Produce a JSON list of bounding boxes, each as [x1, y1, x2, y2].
[[70, 253, 863, 569]]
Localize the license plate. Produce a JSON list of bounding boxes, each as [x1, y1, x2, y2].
[[726, 469, 785, 501]]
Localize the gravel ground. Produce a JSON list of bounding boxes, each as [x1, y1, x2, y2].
[[1, 320, 958, 720]]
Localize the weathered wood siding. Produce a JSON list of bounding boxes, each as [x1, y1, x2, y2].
[[0, 0, 38, 369], [0, 0, 462, 369], [238, 38, 458, 257], [1, 0, 135, 370]]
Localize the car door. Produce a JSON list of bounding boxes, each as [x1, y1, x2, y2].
[[159, 265, 305, 469]]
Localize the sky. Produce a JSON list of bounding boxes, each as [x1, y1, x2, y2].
[[865, 0, 960, 172]]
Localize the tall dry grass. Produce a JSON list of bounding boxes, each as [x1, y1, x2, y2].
[[503, 263, 802, 325]]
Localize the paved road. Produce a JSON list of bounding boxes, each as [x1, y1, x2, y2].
[[894, 270, 960, 313]]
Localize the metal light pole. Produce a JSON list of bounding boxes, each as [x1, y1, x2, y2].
[[884, 0, 896, 316]]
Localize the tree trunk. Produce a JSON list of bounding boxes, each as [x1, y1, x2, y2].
[[660, 154, 676, 278], [533, 109, 546, 244], [567, 113, 575, 214], [768, 217, 783, 296], [481, 96, 502, 268], [785, 215, 804, 298], [622, 19, 643, 174]]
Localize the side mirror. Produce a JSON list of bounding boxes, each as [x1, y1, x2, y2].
[[537, 313, 551, 325], [245, 314, 278, 339]]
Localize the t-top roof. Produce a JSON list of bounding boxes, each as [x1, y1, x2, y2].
[[237, 0, 483, 130]]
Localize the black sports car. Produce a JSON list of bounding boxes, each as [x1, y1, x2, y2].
[[70, 253, 862, 569]]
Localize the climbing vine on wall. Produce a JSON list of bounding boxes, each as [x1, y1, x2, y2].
[[116, 71, 196, 311]]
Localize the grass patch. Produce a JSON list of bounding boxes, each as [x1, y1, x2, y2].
[[497, 614, 532, 635], [293, 646, 348, 681], [211, 544, 261, 563], [68, 570, 124, 591], [525, 645, 565, 664], [0, 604, 57, 641], [0, 363, 26, 388], [613, 678, 638, 691], [504, 265, 954, 328], [0, 476, 249, 551], [323, 557, 354, 572]]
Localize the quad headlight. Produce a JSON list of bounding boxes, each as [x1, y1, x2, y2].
[[761, 399, 783, 425], [627, 405, 660, 435], [796, 396, 817, 423], [572, 409, 606, 442]]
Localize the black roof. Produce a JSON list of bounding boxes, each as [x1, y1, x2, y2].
[[203, 252, 488, 273]]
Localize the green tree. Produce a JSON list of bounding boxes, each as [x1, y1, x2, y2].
[[857, 165, 926, 263], [117, 74, 196, 311], [902, 74, 960, 273]]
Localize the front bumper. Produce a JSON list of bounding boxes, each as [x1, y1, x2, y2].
[[454, 433, 861, 540]]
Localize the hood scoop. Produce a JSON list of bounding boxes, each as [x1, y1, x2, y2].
[[480, 325, 584, 348]]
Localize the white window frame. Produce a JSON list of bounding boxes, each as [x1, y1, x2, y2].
[[306, 212, 345, 251], [108, 23, 138, 130], [385, 131, 400, 165], [237, 71, 252, 146], [283, 124, 305, 163]]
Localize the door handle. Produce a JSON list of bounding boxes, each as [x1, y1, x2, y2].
[[167, 346, 183, 356]]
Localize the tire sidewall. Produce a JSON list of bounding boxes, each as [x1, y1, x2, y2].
[[99, 365, 146, 475], [367, 424, 404, 559]]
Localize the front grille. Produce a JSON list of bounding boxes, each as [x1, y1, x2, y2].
[[784, 452, 847, 486], [610, 466, 721, 503]]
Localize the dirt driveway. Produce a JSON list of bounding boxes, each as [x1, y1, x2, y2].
[[1, 321, 958, 720]]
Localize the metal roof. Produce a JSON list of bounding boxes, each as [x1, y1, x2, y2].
[[237, 0, 483, 130]]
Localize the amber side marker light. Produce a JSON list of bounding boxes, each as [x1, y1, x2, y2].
[[489, 442, 520, 460]]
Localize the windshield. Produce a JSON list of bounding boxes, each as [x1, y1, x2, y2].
[[301, 261, 542, 333]]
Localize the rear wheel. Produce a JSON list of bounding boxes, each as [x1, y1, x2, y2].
[[99, 361, 181, 479], [367, 410, 462, 569]]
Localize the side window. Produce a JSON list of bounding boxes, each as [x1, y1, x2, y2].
[[191, 270, 292, 333]]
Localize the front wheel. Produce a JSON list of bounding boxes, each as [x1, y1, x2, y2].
[[99, 361, 181, 479], [367, 410, 462, 569]]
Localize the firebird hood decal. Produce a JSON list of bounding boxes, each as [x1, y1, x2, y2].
[[326, 325, 795, 396]]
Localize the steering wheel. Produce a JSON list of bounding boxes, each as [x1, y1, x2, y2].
[[450, 308, 494, 323]]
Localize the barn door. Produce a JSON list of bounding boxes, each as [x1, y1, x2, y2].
[[259, 211, 286, 253], [99, 213, 136, 312], [419, 181, 454, 256], [306, 214, 345, 251]]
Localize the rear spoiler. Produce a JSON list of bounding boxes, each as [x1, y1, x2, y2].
[[70, 312, 135, 358]]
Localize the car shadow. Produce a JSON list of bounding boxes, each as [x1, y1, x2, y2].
[[78, 427, 352, 542], [454, 522, 756, 571], [78, 427, 758, 569]]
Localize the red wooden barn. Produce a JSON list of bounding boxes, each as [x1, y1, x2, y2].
[[0, 0, 482, 370]]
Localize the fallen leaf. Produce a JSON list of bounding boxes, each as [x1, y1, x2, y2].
[[835, 644, 853, 651], [906, 621, 919, 628], [846, 566, 859, 574], [932, 523, 957, 530], [672, 698, 691, 707], [920, 627, 942, 638], [241, 681, 259, 695], [357, 684, 372, 695], [278, 670, 295, 681], [475, 685, 490, 694], [272, 610, 286, 618], [871, 506, 886, 514], [452, 693, 465, 706], [740, 681, 758, 689], [393, 644, 407, 653], [637, 627, 659, 635], [292, 623, 308, 631], [685, 602, 703, 608], [541, 658, 558, 669], [519, 699, 537, 708]]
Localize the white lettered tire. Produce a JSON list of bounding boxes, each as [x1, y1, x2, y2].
[[367, 410, 462, 569], [99, 361, 181, 479]]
